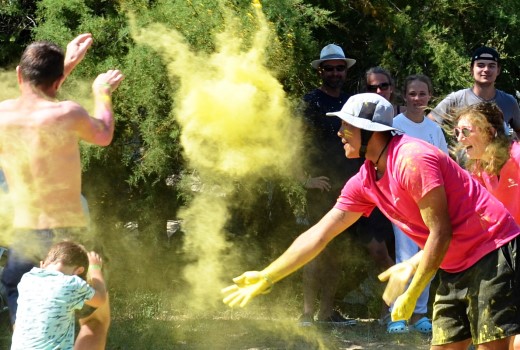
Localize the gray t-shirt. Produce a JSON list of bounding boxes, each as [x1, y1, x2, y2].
[[430, 88, 520, 131]]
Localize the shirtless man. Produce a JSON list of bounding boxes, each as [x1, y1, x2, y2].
[[0, 33, 123, 349]]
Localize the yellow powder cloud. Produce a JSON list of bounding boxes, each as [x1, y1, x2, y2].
[[132, 2, 303, 309]]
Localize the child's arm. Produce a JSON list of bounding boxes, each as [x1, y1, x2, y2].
[[85, 251, 107, 308]]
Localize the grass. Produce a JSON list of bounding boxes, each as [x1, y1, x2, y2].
[[0, 237, 434, 349], [103, 288, 431, 350], [0, 288, 431, 349], [107, 287, 429, 350]]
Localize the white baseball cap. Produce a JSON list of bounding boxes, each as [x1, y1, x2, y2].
[[327, 93, 402, 133]]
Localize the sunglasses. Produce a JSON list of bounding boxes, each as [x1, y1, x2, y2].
[[367, 83, 391, 92], [321, 65, 346, 72], [454, 126, 474, 138]]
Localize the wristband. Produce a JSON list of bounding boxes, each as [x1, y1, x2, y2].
[[262, 272, 274, 285], [260, 272, 274, 294], [95, 83, 111, 93], [89, 264, 102, 271]]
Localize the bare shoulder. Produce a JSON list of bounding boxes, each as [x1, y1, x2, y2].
[[49, 100, 91, 126], [56, 100, 88, 117], [0, 98, 18, 110]]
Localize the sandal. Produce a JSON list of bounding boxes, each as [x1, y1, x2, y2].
[[410, 316, 432, 334], [387, 320, 409, 334]]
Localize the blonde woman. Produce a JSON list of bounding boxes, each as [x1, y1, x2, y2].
[[455, 102, 520, 224]]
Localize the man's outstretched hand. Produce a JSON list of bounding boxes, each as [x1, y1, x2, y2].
[[64, 33, 94, 77], [93, 69, 125, 94], [221, 271, 272, 308]]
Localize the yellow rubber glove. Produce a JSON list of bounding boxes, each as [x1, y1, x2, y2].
[[377, 261, 415, 307], [221, 271, 272, 308], [391, 291, 417, 321]]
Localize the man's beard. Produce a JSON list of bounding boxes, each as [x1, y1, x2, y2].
[[323, 79, 344, 89]]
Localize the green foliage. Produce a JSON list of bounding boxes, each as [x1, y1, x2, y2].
[[2, 0, 520, 327], [0, 0, 37, 66], [261, 0, 337, 95], [4, 0, 520, 250], [299, 0, 520, 102], [11, 0, 328, 243]]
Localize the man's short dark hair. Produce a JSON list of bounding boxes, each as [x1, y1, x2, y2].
[[19, 41, 65, 89]]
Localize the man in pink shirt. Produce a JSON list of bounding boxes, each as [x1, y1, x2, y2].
[[223, 93, 520, 349]]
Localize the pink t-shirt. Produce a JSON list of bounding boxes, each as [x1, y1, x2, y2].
[[335, 134, 520, 273], [474, 142, 520, 224]]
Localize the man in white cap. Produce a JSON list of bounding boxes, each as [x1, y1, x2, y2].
[[429, 46, 520, 135], [298, 44, 359, 326], [223, 93, 520, 349]]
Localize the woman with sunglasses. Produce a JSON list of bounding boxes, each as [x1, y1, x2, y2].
[[365, 67, 405, 117], [353, 66, 401, 329], [386, 74, 448, 334], [455, 102, 520, 224]]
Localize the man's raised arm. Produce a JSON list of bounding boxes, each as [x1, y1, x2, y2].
[[72, 69, 124, 146]]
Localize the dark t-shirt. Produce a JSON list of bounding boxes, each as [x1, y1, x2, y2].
[[302, 89, 363, 220]]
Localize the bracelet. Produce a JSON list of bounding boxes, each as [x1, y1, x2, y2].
[[95, 83, 111, 93], [89, 264, 102, 271], [261, 272, 274, 286], [261, 272, 274, 294]]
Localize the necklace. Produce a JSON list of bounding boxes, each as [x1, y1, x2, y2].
[[374, 138, 391, 171]]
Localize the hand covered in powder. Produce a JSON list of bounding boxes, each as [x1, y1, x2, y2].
[[390, 291, 417, 322], [221, 271, 272, 308], [93, 69, 125, 94], [378, 261, 415, 306]]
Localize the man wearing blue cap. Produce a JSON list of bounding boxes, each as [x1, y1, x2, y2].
[[224, 93, 520, 349], [430, 46, 520, 135]]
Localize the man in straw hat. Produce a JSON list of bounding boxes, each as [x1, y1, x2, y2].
[[301, 45, 395, 328], [223, 93, 520, 349], [298, 43, 359, 326]]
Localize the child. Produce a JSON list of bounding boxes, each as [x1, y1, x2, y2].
[[11, 241, 107, 350]]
